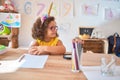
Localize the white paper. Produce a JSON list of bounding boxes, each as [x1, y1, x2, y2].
[[0, 60, 22, 73], [20, 54, 48, 68], [82, 66, 120, 80]]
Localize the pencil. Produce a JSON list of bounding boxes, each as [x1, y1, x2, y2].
[[19, 55, 25, 62]]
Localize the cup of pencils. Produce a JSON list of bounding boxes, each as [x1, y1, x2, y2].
[[71, 37, 83, 72]]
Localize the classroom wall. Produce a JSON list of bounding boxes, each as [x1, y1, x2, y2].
[[12, 0, 120, 51]]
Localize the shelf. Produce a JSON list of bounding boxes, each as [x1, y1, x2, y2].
[[0, 2, 19, 48], [0, 35, 10, 38], [0, 10, 18, 13]]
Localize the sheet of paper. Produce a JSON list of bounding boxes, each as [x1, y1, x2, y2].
[[20, 54, 48, 68], [82, 66, 120, 80], [0, 60, 21, 73]]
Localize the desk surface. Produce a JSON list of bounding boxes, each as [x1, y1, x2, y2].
[[0, 48, 120, 80]]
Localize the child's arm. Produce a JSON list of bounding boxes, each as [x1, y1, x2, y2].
[[44, 40, 66, 55], [28, 41, 39, 54], [28, 40, 66, 55]]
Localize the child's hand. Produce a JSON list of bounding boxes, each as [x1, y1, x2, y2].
[[28, 46, 49, 55], [37, 46, 47, 54], [28, 46, 39, 55]]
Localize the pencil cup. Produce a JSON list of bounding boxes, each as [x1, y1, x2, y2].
[[71, 49, 80, 72], [71, 45, 83, 72], [101, 56, 116, 76], [71, 37, 83, 72]]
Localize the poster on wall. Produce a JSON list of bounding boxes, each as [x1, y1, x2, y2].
[[0, 13, 21, 28], [105, 8, 120, 20], [81, 4, 99, 16]]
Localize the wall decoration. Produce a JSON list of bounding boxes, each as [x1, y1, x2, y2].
[[0, 13, 21, 28], [36, 3, 45, 16], [50, 1, 59, 18], [50, 4, 58, 17], [24, 1, 32, 14], [60, 0, 74, 18], [82, 4, 99, 16], [35, 0, 50, 17], [105, 8, 120, 20], [36, 0, 59, 18]]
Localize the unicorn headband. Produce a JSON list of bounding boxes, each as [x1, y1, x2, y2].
[[41, 14, 48, 22]]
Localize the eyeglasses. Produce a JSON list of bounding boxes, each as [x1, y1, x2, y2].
[[48, 26, 58, 31]]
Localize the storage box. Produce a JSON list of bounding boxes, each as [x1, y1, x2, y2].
[[83, 39, 104, 53]]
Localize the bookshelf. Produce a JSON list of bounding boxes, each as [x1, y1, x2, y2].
[[0, 12, 19, 48]]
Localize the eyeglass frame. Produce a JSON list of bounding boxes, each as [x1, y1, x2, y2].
[[48, 26, 58, 31]]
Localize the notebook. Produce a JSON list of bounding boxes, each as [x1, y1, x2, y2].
[[19, 54, 48, 68]]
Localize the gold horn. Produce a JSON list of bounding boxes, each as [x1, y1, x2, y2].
[[48, 2, 53, 16]]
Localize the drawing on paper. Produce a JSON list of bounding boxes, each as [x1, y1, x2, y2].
[[82, 4, 99, 16], [105, 8, 120, 20]]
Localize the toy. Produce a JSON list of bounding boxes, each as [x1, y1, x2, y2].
[[41, 14, 48, 22], [0, 23, 11, 35], [3, 0, 16, 11]]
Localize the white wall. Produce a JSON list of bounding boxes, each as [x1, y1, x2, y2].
[[12, 0, 120, 51]]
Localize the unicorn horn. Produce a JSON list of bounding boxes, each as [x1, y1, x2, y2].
[[48, 2, 53, 16]]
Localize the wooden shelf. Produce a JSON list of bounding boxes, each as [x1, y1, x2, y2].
[[0, 13, 19, 48], [83, 39, 104, 53], [0, 1, 19, 48], [0, 10, 18, 13], [0, 28, 19, 48], [0, 35, 9, 38], [0, 37, 10, 46]]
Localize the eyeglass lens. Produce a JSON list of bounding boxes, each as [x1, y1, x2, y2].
[[49, 26, 58, 30]]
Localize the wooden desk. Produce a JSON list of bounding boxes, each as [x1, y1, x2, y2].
[[0, 48, 120, 80]]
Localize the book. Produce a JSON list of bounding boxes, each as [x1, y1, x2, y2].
[[19, 54, 48, 68]]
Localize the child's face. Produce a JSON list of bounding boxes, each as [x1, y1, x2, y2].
[[45, 21, 58, 38]]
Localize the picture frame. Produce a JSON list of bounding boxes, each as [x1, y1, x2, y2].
[[79, 27, 94, 39]]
